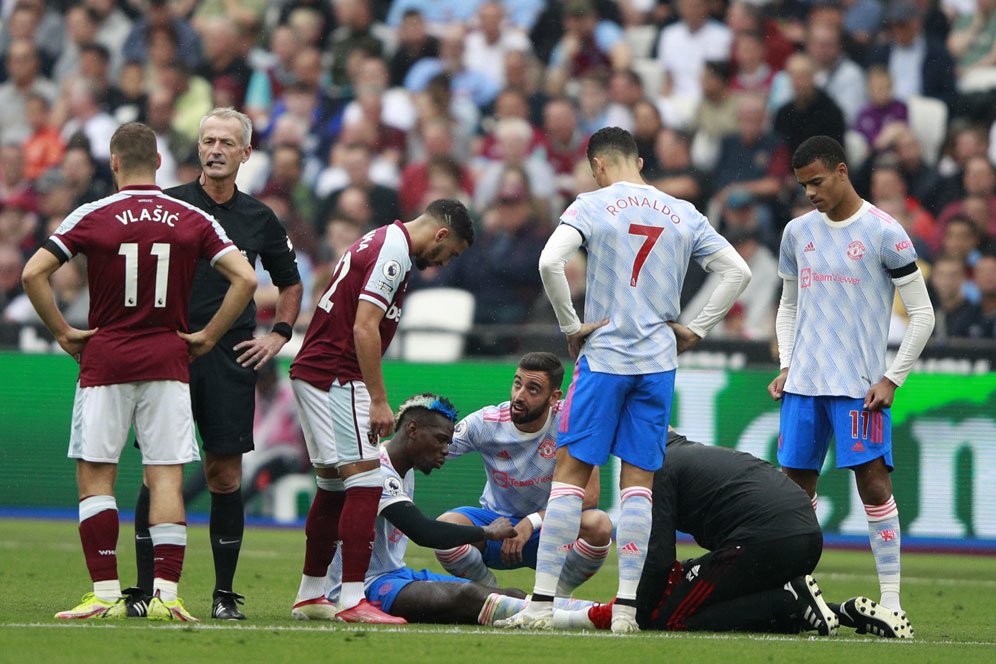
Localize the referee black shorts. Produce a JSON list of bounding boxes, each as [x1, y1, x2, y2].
[[189, 327, 257, 456]]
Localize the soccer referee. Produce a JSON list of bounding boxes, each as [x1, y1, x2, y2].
[[132, 108, 303, 620]]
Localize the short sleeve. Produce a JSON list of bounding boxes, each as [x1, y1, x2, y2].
[[560, 197, 591, 244], [447, 410, 484, 460], [197, 213, 236, 266], [690, 210, 732, 263], [778, 224, 799, 279], [259, 212, 301, 287], [879, 220, 918, 272], [359, 231, 411, 311], [378, 467, 412, 513], [49, 203, 102, 260]]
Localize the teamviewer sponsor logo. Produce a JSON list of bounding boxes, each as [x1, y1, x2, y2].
[[801, 267, 812, 289]]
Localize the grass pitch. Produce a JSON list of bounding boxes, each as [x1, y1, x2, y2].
[[1, 517, 994, 663]]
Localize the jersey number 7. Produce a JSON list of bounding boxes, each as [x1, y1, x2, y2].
[[628, 224, 664, 287]]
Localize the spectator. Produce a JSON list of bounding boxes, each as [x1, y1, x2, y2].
[[841, 0, 885, 54], [853, 66, 908, 146], [106, 60, 148, 125], [60, 145, 109, 208], [57, 78, 118, 164], [0, 144, 37, 211], [315, 143, 401, 230], [389, 9, 439, 87], [543, 97, 588, 194], [329, 0, 390, 90], [196, 17, 252, 108], [144, 89, 195, 189], [343, 56, 418, 134], [930, 255, 984, 339], [405, 25, 501, 108], [122, 0, 201, 69], [320, 216, 364, 265], [0, 39, 56, 144], [399, 120, 473, 218], [473, 117, 556, 213], [726, 1, 794, 71], [262, 143, 319, 234], [806, 21, 868, 125], [869, 1, 956, 104], [632, 98, 663, 175], [4, 257, 88, 328], [21, 94, 65, 181], [873, 194, 935, 260], [440, 165, 550, 350], [941, 215, 986, 279], [0, 0, 63, 68], [693, 61, 738, 144], [576, 72, 629, 135], [656, 0, 732, 102], [385, 0, 484, 31], [244, 25, 302, 128], [278, 0, 335, 49], [51, 4, 98, 85], [0, 190, 38, 256], [84, 0, 132, 77], [546, 0, 631, 95], [477, 88, 547, 163], [967, 254, 996, 337], [713, 94, 792, 220], [934, 124, 990, 213], [157, 61, 213, 142], [644, 128, 705, 210], [730, 30, 775, 95], [936, 155, 996, 245], [502, 50, 548, 127], [0, 244, 25, 313], [774, 53, 846, 154], [463, 2, 531, 90], [947, 0, 996, 74]]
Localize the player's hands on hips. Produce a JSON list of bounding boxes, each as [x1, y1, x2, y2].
[[566, 319, 609, 359], [368, 398, 394, 443], [234, 332, 286, 369], [668, 322, 702, 354], [768, 368, 789, 401], [178, 330, 216, 362], [484, 516, 517, 542], [498, 518, 534, 564], [57, 327, 98, 361], [864, 378, 898, 411]]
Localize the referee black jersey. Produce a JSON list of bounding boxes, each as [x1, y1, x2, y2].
[[167, 180, 301, 332]]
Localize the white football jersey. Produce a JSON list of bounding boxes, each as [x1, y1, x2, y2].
[[778, 200, 918, 398], [562, 182, 730, 374], [326, 447, 413, 599], [448, 402, 561, 517]]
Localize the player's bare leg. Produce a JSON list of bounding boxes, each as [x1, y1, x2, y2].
[[435, 512, 497, 587], [145, 464, 197, 621], [782, 467, 820, 511], [390, 582, 526, 624], [204, 451, 247, 619], [496, 449, 592, 630], [57, 461, 127, 619], [292, 465, 344, 620], [853, 457, 906, 623]]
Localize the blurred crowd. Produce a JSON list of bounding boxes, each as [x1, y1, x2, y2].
[[0, 0, 994, 352]]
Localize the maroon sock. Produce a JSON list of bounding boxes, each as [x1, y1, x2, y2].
[[150, 523, 186, 584], [303, 488, 347, 577], [79, 507, 119, 583], [338, 486, 381, 583]]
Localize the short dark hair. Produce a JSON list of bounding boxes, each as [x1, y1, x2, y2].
[[110, 122, 158, 172], [704, 60, 731, 84], [518, 352, 565, 391], [425, 199, 474, 246], [792, 135, 847, 171], [586, 126, 638, 162], [80, 42, 110, 64]]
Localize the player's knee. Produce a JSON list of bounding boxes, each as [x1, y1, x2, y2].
[[204, 454, 243, 493], [437, 511, 473, 525], [579, 510, 613, 546]]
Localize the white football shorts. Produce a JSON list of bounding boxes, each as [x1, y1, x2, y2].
[[291, 378, 377, 468], [68, 380, 199, 465]]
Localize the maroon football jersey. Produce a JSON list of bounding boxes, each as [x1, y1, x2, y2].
[[48, 185, 235, 387], [291, 221, 413, 389]]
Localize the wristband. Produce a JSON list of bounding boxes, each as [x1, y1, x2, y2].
[[271, 322, 293, 341], [526, 512, 543, 530]]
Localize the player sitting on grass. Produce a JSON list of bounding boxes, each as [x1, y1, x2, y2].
[[434, 352, 613, 596], [554, 430, 912, 638]]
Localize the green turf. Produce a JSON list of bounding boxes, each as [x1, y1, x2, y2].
[[1, 518, 993, 663]]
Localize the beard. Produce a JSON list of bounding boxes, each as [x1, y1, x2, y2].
[[510, 401, 548, 426]]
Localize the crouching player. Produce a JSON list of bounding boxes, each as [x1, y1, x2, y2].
[[434, 353, 613, 595], [557, 430, 912, 638]]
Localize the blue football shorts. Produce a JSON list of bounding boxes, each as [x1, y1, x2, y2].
[[778, 393, 893, 471]]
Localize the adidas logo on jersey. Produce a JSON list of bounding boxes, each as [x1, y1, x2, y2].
[[618, 542, 641, 557], [804, 242, 816, 252]]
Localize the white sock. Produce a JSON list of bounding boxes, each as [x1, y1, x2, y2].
[[556, 538, 610, 596], [866, 495, 902, 611], [436, 544, 498, 586], [297, 574, 327, 602], [478, 593, 525, 625], [93, 579, 121, 603], [340, 581, 365, 609], [533, 482, 585, 598], [616, 487, 653, 601], [154, 579, 178, 603]]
